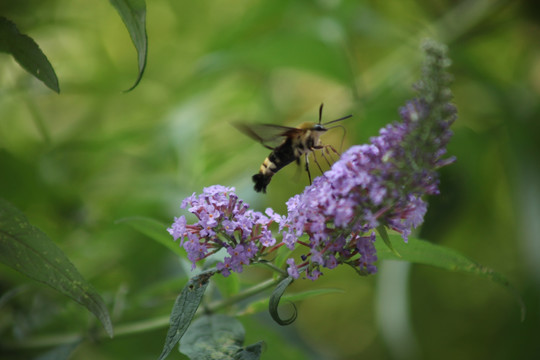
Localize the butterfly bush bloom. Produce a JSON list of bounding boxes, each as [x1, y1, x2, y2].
[[167, 185, 278, 276], [280, 41, 457, 280], [168, 41, 457, 281]]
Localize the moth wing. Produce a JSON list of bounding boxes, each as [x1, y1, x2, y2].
[[233, 123, 302, 149]]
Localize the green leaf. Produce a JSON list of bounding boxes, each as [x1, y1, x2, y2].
[[109, 0, 148, 91], [0, 17, 59, 93], [204, 32, 350, 84], [268, 276, 297, 326], [158, 269, 216, 360], [241, 288, 344, 315], [377, 225, 401, 258], [273, 244, 293, 271], [116, 216, 185, 258], [236, 341, 264, 360], [34, 339, 82, 360], [375, 234, 526, 321], [180, 314, 263, 360], [0, 199, 113, 337], [212, 271, 240, 299]]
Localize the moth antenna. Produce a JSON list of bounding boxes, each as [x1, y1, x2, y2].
[[323, 114, 352, 126]]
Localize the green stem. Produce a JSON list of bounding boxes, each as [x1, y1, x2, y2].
[[257, 260, 288, 277], [206, 276, 285, 313], [0, 276, 285, 350]]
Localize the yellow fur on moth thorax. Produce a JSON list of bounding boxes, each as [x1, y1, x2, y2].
[[293, 129, 324, 157], [296, 121, 316, 130], [257, 128, 324, 178]]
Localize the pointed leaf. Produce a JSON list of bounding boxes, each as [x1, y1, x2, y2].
[[116, 216, 185, 258], [109, 0, 147, 91], [0, 199, 113, 337], [375, 234, 526, 321], [158, 269, 216, 360], [268, 276, 297, 326], [34, 339, 82, 360], [377, 225, 401, 258], [0, 17, 59, 92]]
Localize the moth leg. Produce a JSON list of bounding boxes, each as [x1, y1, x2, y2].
[[313, 145, 332, 167], [311, 149, 325, 174], [319, 147, 333, 167], [304, 153, 312, 185], [326, 144, 340, 156]]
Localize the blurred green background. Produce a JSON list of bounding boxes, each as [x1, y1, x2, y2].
[[1, 0, 539, 359]]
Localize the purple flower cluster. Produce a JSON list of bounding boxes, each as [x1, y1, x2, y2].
[[167, 185, 278, 276], [280, 41, 457, 280], [168, 41, 457, 282]]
